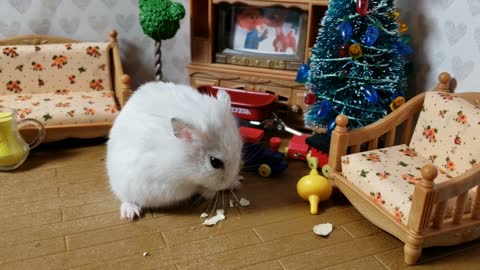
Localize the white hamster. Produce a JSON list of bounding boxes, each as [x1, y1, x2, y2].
[[106, 82, 243, 220]]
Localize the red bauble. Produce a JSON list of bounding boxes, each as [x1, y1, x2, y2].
[[304, 93, 317, 105], [339, 44, 350, 57], [356, 0, 369, 16]]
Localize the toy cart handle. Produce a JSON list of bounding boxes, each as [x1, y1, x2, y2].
[[284, 126, 303, 136], [271, 113, 303, 136]]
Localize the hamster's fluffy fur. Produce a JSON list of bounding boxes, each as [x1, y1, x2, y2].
[[106, 82, 243, 220]]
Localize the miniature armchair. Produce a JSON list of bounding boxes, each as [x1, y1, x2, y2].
[[327, 72, 480, 265]]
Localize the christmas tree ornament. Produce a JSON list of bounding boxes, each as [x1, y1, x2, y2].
[[399, 22, 409, 33], [349, 44, 363, 59], [390, 96, 406, 111], [399, 34, 411, 44], [316, 100, 333, 119], [389, 9, 400, 20], [296, 63, 310, 83], [326, 118, 337, 137], [362, 86, 379, 103], [339, 44, 350, 57], [338, 21, 353, 41], [365, 26, 379, 46], [356, 0, 369, 16], [304, 93, 318, 105], [394, 41, 413, 56]]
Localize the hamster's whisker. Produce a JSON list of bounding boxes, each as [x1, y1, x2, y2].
[[241, 164, 259, 169], [241, 146, 264, 163], [241, 146, 262, 158], [241, 165, 260, 172], [222, 190, 226, 210], [209, 192, 219, 218], [203, 193, 215, 215], [230, 190, 241, 205]]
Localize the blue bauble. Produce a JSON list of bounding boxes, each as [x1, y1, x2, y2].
[[362, 86, 379, 103], [295, 64, 310, 83], [338, 21, 353, 41], [394, 41, 413, 56], [327, 117, 337, 137], [365, 26, 379, 46], [316, 100, 333, 119]]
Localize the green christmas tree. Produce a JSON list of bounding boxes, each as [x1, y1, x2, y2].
[[298, 0, 412, 134]]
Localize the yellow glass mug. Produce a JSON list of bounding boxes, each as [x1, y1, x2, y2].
[[0, 108, 45, 171]]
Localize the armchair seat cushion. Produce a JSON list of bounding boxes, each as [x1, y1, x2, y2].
[[340, 144, 477, 225], [0, 91, 119, 126]]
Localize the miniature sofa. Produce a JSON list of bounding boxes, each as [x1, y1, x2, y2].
[[327, 72, 480, 265], [0, 30, 132, 143]]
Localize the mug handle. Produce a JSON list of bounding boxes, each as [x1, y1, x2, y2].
[[17, 118, 46, 149]]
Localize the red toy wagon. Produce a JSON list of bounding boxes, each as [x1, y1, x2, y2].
[[198, 85, 303, 136], [198, 86, 277, 122]]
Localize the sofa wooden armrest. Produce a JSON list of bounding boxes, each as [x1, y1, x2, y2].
[[108, 30, 132, 108]]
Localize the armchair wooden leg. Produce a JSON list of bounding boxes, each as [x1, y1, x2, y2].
[[404, 235, 423, 265]]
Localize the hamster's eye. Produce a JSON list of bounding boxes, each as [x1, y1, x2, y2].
[[210, 157, 224, 169]]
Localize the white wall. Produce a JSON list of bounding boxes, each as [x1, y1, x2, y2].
[[0, 0, 191, 89], [396, 0, 480, 94], [0, 0, 478, 94]]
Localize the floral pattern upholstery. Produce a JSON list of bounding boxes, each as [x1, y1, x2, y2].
[[0, 42, 118, 127], [341, 145, 452, 224], [410, 91, 480, 176], [341, 92, 480, 225], [0, 91, 118, 126]]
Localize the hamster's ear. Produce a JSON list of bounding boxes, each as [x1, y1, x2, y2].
[[216, 89, 231, 107], [171, 118, 193, 142]]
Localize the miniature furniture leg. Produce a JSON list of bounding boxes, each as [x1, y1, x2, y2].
[[404, 235, 423, 265]]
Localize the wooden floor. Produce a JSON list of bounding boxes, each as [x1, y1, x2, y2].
[[1, 140, 479, 270]]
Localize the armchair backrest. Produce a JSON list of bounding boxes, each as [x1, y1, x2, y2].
[[409, 91, 480, 177], [0, 42, 112, 95]]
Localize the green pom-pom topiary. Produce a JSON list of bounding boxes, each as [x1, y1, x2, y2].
[[139, 0, 186, 42]]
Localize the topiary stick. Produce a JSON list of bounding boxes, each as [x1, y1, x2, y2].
[[139, 0, 185, 81]]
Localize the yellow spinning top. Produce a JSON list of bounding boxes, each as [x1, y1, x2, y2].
[[297, 168, 332, 214]]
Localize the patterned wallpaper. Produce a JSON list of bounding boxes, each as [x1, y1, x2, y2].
[[0, 0, 479, 93], [0, 0, 191, 89], [397, 0, 480, 94]]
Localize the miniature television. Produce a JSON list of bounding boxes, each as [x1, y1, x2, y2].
[[214, 3, 308, 71]]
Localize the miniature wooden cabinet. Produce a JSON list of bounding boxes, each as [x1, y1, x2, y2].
[[188, 0, 329, 129]]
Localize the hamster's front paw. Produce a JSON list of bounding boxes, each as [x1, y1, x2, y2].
[[120, 202, 142, 221]]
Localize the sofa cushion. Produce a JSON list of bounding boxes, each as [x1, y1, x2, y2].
[[341, 145, 456, 224], [0, 42, 112, 95], [409, 92, 480, 177], [0, 91, 119, 126]]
